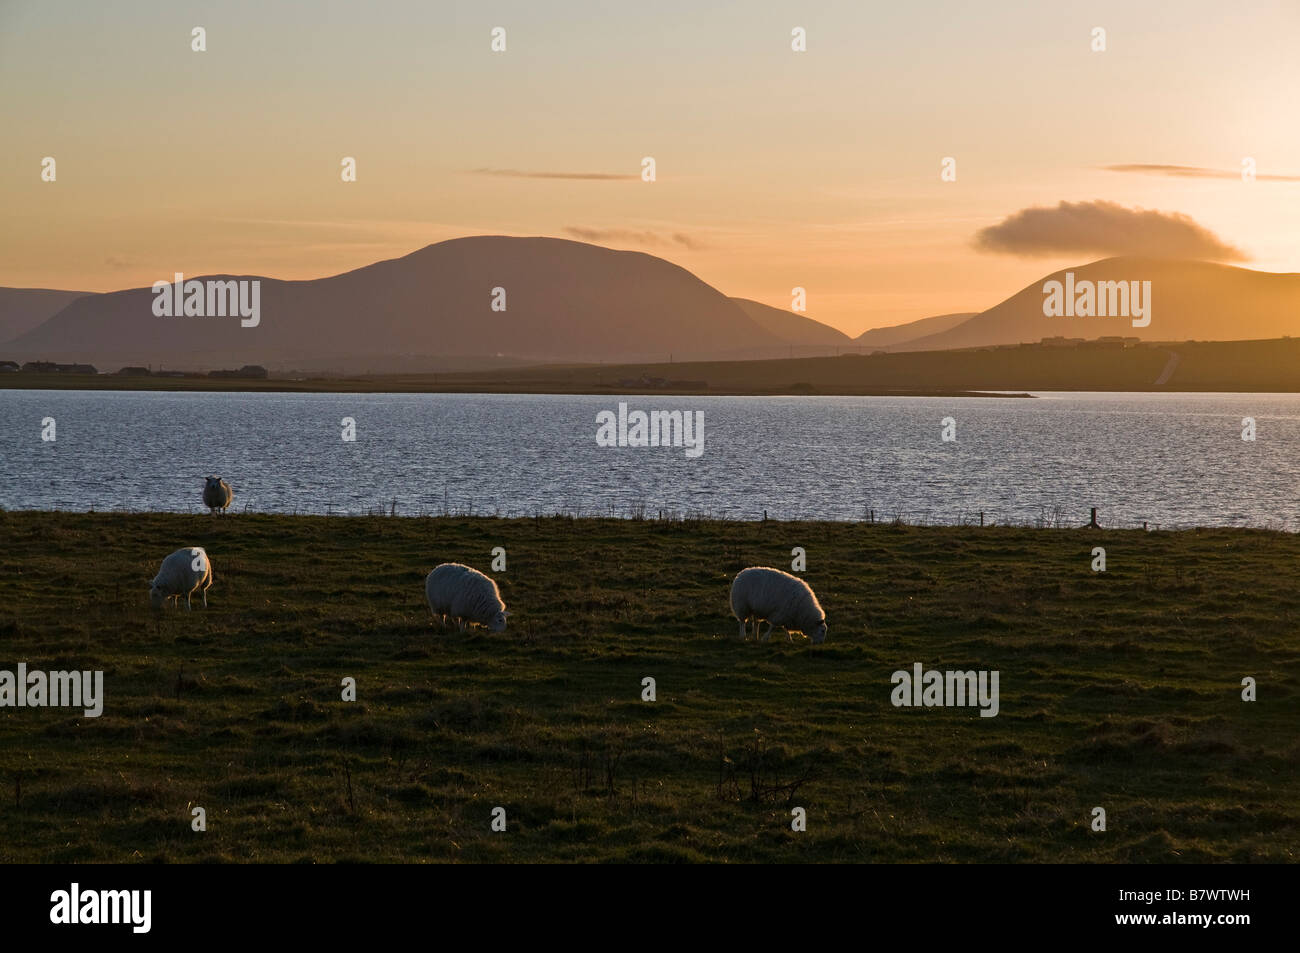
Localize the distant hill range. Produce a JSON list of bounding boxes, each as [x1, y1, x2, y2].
[[3, 241, 1299, 372], [0, 237, 849, 372], [878, 257, 1300, 352]]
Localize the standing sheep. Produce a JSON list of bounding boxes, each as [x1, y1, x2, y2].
[[730, 567, 827, 644], [425, 563, 508, 633], [150, 546, 213, 610], [203, 476, 233, 514]]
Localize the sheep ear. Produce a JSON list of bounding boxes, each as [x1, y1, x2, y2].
[[502, 610, 512, 617]]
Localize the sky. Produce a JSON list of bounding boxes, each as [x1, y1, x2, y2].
[[2, 0, 1298, 336]]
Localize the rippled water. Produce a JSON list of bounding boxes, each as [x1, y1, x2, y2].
[[2, 390, 1298, 528]]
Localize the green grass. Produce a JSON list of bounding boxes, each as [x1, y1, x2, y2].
[[0, 511, 1295, 863]]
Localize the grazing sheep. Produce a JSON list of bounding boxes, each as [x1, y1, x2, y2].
[[730, 566, 827, 644], [150, 547, 213, 610], [425, 563, 508, 633], [203, 476, 233, 514]]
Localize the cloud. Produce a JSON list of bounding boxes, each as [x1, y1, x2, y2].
[[973, 200, 1247, 261], [563, 227, 705, 250], [1102, 163, 1300, 182], [471, 167, 636, 181], [104, 256, 137, 269]]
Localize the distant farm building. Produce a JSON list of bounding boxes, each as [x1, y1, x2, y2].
[[1092, 336, 1141, 348], [1040, 336, 1086, 347], [20, 361, 98, 374], [208, 365, 269, 379]]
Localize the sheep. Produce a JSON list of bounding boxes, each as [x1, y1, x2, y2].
[[730, 566, 827, 644], [425, 563, 508, 633], [150, 546, 213, 610], [203, 476, 233, 514]]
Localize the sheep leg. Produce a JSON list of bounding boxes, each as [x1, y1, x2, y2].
[[737, 619, 746, 640], [758, 620, 772, 642]]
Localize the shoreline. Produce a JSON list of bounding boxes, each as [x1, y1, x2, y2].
[[8, 337, 1300, 394], [0, 508, 1286, 533], [0, 374, 1028, 398]]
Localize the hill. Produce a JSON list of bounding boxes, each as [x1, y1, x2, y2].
[[2, 238, 792, 371], [729, 298, 852, 349], [895, 258, 1300, 351], [0, 287, 94, 343], [854, 312, 976, 349]]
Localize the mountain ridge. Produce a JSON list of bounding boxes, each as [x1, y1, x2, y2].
[[890, 257, 1300, 352], [6, 244, 1300, 370], [4, 237, 802, 370]]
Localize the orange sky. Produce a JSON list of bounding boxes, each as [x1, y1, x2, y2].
[[2, 0, 1298, 337]]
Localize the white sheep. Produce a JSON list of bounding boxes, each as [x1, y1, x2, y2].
[[425, 563, 508, 632], [730, 566, 827, 643], [203, 476, 233, 514], [150, 547, 213, 610]]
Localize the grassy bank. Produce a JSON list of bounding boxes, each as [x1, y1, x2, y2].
[[8, 337, 1300, 394], [0, 511, 1295, 863]]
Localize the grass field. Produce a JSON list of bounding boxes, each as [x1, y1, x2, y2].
[[0, 511, 1295, 863]]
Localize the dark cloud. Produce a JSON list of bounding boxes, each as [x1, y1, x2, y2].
[[470, 167, 636, 181], [973, 200, 1247, 261], [563, 227, 705, 250], [1103, 163, 1300, 182]]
